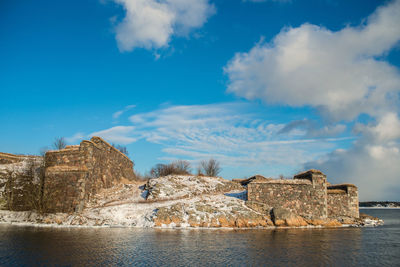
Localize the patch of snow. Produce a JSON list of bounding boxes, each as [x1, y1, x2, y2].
[[224, 190, 247, 201], [146, 175, 240, 201]]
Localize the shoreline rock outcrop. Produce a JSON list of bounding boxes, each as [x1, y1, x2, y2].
[[0, 175, 383, 228]]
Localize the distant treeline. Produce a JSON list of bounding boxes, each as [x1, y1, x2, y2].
[[359, 201, 400, 207]]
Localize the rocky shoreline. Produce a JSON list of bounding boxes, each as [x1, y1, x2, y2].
[[0, 175, 383, 229]]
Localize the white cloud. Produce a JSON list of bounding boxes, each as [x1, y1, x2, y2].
[[90, 126, 136, 144], [113, 104, 136, 119], [224, 0, 400, 121], [65, 132, 85, 144], [355, 112, 400, 142], [225, 0, 400, 200], [113, 0, 215, 51], [307, 113, 400, 201]]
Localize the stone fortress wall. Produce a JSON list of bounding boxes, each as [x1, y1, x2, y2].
[[246, 169, 359, 219], [0, 153, 43, 211], [327, 184, 359, 218], [0, 137, 135, 213], [1, 141, 359, 220]]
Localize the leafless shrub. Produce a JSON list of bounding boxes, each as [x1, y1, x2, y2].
[[199, 158, 221, 177], [149, 160, 192, 178], [52, 137, 66, 150], [150, 164, 171, 178], [173, 160, 191, 174], [112, 143, 129, 156], [25, 160, 46, 213], [196, 166, 205, 176]]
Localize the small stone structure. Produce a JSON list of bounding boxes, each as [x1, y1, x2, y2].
[[327, 184, 359, 218], [246, 169, 359, 219], [0, 137, 136, 213]]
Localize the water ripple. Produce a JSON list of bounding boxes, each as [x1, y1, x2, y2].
[[0, 209, 399, 267]]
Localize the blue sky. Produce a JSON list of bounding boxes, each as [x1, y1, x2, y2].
[[1, 0, 400, 200]]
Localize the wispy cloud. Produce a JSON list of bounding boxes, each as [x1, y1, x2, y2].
[[113, 104, 136, 120], [90, 126, 136, 144], [91, 103, 348, 172], [65, 132, 85, 144], [278, 119, 346, 138]]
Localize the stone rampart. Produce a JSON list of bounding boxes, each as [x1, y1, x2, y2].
[[1, 137, 135, 213], [247, 170, 327, 219], [328, 184, 359, 218], [42, 137, 135, 213], [247, 170, 359, 219], [45, 147, 84, 168], [0, 152, 34, 164]]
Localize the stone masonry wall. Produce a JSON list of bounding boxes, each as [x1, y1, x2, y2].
[[328, 184, 359, 218], [294, 170, 328, 219], [0, 137, 135, 213], [87, 137, 135, 190], [247, 170, 328, 219], [43, 146, 87, 213], [43, 137, 135, 213], [43, 169, 88, 213], [0, 153, 44, 211]]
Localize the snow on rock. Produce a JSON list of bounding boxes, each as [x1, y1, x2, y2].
[[153, 193, 273, 228], [0, 175, 383, 229], [0, 157, 43, 209], [145, 175, 242, 201], [358, 213, 384, 227], [0, 175, 258, 228]]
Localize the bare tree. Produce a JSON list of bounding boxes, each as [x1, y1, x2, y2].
[[52, 137, 66, 150], [199, 158, 221, 177], [149, 160, 192, 178], [112, 143, 129, 156], [150, 164, 173, 178], [173, 160, 191, 174]]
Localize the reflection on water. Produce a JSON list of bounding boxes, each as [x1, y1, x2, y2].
[[0, 209, 399, 266]]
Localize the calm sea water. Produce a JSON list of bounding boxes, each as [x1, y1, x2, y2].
[[0, 209, 399, 267]]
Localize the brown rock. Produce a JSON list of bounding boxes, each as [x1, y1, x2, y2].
[[324, 219, 342, 227], [43, 217, 52, 224], [306, 219, 325, 226], [227, 218, 236, 227], [200, 221, 209, 227], [271, 207, 308, 227], [265, 217, 274, 226], [285, 216, 308, 227], [171, 216, 182, 225], [341, 217, 356, 224], [188, 220, 200, 227], [218, 216, 230, 227], [274, 219, 286, 226], [210, 217, 220, 227], [154, 216, 172, 226], [235, 218, 249, 228]]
